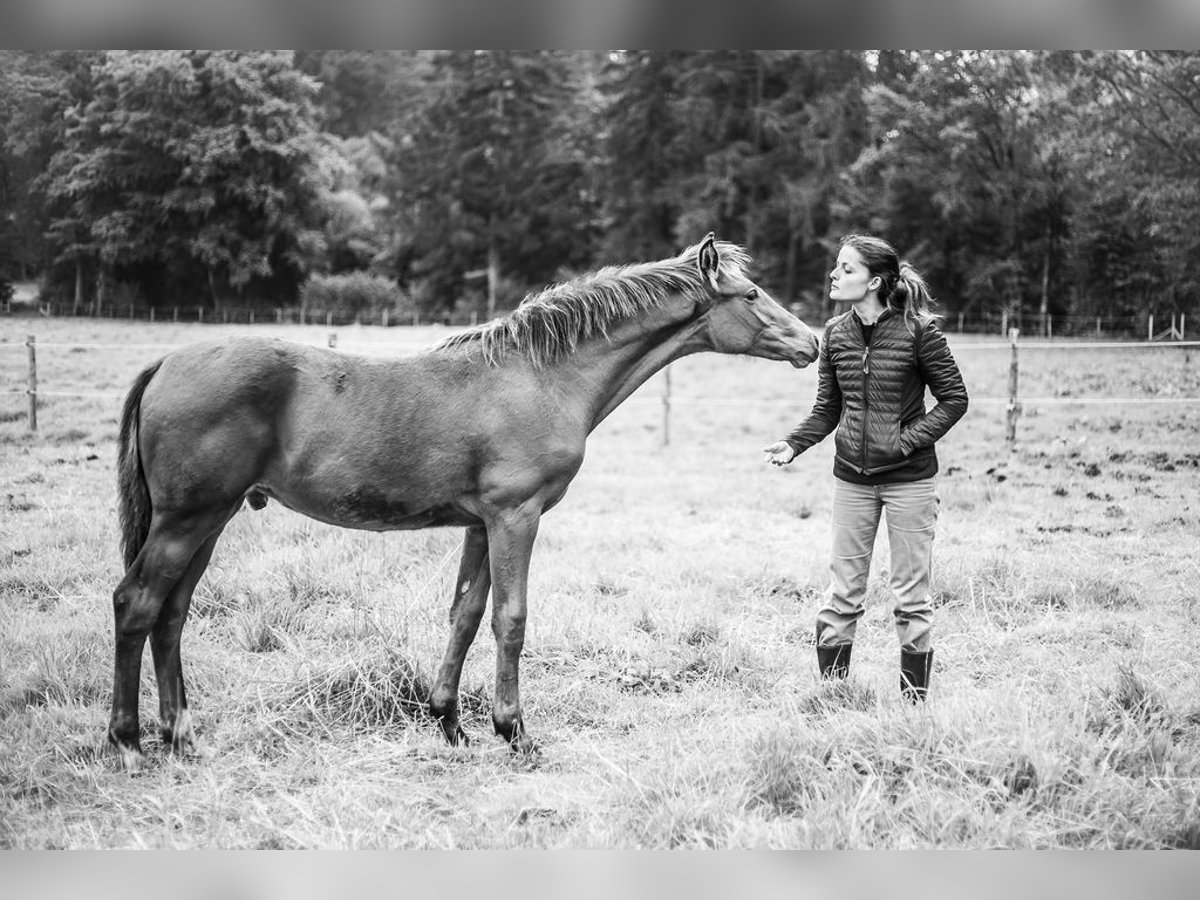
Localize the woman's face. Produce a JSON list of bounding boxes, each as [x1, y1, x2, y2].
[[829, 246, 879, 304]]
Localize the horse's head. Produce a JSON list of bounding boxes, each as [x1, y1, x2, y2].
[[693, 233, 819, 368]]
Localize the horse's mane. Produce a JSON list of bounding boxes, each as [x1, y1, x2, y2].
[[434, 240, 752, 367]]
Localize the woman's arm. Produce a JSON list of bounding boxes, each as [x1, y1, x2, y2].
[[899, 320, 969, 455], [783, 330, 842, 455]]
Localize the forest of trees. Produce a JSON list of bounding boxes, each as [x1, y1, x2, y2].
[[1, 50, 1197, 332]]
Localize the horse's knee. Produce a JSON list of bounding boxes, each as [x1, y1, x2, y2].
[[113, 584, 161, 637], [491, 607, 527, 645]]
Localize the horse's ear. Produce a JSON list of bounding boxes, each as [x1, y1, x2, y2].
[[697, 232, 720, 290]]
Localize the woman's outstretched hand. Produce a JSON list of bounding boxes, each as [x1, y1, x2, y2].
[[762, 441, 797, 466]]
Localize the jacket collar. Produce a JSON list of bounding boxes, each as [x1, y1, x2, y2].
[[851, 306, 894, 327]]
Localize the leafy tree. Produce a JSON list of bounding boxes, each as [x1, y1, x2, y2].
[[0, 52, 98, 302], [294, 51, 408, 139], [41, 51, 332, 310], [387, 51, 598, 316], [599, 51, 870, 315], [747, 51, 869, 311], [833, 51, 1072, 327], [1064, 51, 1200, 320], [5, 49, 1199, 329]]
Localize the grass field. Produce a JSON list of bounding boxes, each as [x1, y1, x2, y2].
[[2, 318, 1200, 849]]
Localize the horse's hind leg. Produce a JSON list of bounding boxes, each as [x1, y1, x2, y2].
[[150, 526, 225, 757], [109, 512, 226, 771], [430, 525, 491, 745]]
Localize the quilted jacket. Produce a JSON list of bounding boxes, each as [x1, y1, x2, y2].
[[785, 307, 968, 480]]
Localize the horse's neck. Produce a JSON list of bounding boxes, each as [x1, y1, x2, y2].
[[566, 304, 705, 431]]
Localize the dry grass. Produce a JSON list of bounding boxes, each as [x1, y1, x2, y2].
[[2, 320, 1199, 848]]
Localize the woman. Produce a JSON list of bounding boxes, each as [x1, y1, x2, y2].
[[763, 234, 968, 701]]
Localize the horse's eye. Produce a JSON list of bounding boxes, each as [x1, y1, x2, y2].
[[745, 288, 758, 301]]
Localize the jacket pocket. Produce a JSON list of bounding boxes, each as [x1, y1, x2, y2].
[[871, 419, 907, 470]]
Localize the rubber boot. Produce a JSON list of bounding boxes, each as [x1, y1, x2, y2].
[[817, 644, 852, 680], [900, 649, 933, 702]]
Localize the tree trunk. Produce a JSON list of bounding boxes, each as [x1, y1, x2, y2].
[[1039, 221, 1051, 337], [93, 266, 106, 316], [487, 241, 499, 320], [207, 267, 220, 311], [784, 228, 799, 308], [73, 259, 83, 316]]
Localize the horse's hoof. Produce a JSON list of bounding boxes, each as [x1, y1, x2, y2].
[[164, 711, 210, 759], [521, 737, 540, 756], [511, 738, 541, 766], [434, 710, 465, 748], [437, 717, 470, 747], [117, 744, 146, 774], [109, 728, 146, 773], [169, 735, 212, 760], [505, 730, 538, 757]]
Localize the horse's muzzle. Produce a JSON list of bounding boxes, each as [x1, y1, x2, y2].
[[788, 333, 820, 368]]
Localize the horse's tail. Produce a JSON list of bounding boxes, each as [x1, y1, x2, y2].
[[117, 360, 162, 569]]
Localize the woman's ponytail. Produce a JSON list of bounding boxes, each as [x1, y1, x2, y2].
[[893, 260, 938, 333]]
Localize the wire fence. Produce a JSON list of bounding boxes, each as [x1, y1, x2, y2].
[[16, 301, 1193, 341], [3, 329, 1200, 444]]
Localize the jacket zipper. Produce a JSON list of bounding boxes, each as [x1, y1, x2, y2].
[[860, 338, 871, 472]]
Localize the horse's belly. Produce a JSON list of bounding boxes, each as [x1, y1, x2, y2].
[[260, 482, 482, 531]]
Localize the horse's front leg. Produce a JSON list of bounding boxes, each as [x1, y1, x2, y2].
[[430, 525, 491, 745], [486, 505, 541, 754]]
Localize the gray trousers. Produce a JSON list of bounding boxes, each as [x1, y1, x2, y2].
[[815, 477, 938, 653]]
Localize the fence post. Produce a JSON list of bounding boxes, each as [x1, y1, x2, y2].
[[26, 334, 37, 433], [1005, 328, 1020, 447], [1148, 314, 1154, 341], [661, 365, 672, 447], [1001, 311, 1008, 337]]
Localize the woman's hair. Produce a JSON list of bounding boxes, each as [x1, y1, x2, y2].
[[840, 234, 938, 332]]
